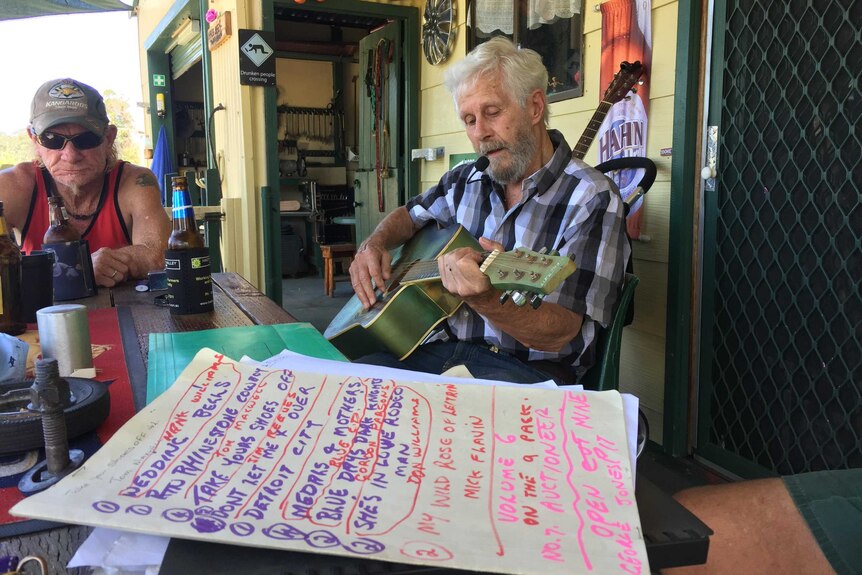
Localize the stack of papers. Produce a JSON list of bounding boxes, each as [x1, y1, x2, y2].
[[15, 348, 647, 575]]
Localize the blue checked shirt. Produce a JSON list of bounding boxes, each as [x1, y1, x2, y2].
[[405, 130, 630, 376]]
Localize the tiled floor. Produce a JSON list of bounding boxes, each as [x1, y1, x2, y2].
[[281, 273, 353, 333], [280, 273, 726, 495]]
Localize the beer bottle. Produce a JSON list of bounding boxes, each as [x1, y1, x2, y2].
[[167, 176, 204, 250], [43, 196, 81, 244], [0, 201, 26, 335]]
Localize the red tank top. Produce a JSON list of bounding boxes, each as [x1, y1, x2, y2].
[[20, 162, 132, 254]]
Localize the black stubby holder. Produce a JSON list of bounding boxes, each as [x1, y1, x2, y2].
[[21, 250, 55, 323], [41, 240, 98, 301], [165, 248, 214, 315]]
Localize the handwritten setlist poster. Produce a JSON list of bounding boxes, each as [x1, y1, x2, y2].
[[13, 349, 648, 575]]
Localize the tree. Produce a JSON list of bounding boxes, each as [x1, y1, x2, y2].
[[104, 89, 144, 164], [0, 130, 33, 167]]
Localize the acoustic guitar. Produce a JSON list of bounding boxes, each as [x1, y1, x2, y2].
[[323, 225, 576, 361]]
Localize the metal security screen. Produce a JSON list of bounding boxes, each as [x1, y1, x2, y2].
[[702, 1, 861, 475]]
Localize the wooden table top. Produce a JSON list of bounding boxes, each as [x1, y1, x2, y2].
[[0, 272, 298, 573]]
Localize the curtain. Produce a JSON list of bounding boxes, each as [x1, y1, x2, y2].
[[475, 0, 514, 35], [527, 0, 582, 30], [475, 0, 583, 34]]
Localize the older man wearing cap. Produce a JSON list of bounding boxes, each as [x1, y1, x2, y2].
[[0, 78, 170, 286]]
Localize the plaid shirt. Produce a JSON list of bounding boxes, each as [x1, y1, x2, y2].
[[405, 130, 630, 376]]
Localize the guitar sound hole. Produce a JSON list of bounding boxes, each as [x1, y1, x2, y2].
[[385, 261, 413, 292]]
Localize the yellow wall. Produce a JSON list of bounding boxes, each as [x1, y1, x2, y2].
[[417, 0, 678, 441]]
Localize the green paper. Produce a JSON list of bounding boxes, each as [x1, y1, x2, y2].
[[146, 323, 347, 404]]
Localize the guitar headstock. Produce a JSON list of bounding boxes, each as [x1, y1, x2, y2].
[[603, 61, 644, 105], [480, 248, 577, 308]]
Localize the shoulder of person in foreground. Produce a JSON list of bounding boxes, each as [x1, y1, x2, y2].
[[116, 162, 171, 240]]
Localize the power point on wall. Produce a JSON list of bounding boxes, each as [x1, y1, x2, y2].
[[410, 147, 445, 161]]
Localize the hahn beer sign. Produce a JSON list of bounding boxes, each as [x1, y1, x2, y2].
[[239, 29, 276, 87]]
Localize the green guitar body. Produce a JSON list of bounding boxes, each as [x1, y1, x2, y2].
[[324, 225, 479, 361]]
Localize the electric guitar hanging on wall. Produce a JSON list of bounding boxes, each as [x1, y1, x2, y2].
[[323, 225, 577, 361], [570, 60, 644, 160]]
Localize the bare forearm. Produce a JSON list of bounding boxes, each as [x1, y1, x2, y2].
[[360, 207, 418, 251], [465, 292, 583, 352], [351, 207, 419, 308]]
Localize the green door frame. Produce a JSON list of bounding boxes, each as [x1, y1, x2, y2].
[[144, 0, 206, 173], [663, 1, 704, 456], [144, 0, 223, 272], [262, 0, 420, 303]]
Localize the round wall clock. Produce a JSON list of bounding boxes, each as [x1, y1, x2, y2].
[[422, 0, 456, 65]]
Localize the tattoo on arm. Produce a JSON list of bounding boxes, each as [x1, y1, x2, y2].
[[136, 173, 159, 187]]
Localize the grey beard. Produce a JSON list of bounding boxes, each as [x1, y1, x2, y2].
[[484, 131, 538, 185]]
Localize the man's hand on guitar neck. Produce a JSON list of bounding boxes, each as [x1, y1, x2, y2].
[[443, 237, 584, 353], [437, 237, 497, 299]]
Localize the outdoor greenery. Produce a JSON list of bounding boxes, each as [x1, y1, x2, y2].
[[104, 89, 144, 164], [0, 91, 143, 169]]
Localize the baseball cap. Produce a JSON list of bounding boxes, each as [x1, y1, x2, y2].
[[30, 78, 110, 136]]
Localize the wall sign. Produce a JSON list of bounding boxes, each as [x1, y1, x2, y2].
[[239, 29, 276, 87], [207, 11, 231, 51]]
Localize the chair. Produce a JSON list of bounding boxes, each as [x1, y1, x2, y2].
[[576, 158, 654, 390], [578, 273, 650, 457], [320, 243, 356, 297], [579, 272, 639, 391]]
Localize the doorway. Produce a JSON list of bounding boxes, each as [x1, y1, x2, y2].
[[270, 1, 419, 314]]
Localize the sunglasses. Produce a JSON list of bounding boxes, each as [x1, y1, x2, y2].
[[35, 131, 103, 151]]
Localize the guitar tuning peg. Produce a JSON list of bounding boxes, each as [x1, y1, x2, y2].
[[549, 249, 560, 257], [530, 293, 543, 309], [499, 291, 511, 305], [510, 291, 528, 307], [537, 247, 548, 254]]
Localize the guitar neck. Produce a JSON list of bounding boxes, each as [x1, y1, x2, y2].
[[571, 100, 614, 160], [399, 259, 442, 285]]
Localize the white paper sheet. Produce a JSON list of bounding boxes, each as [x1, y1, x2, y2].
[[63, 350, 644, 574]]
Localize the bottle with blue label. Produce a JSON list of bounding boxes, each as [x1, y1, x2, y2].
[[168, 176, 204, 250], [165, 176, 213, 314]]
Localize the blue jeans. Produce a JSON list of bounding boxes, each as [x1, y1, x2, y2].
[[355, 340, 565, 384]]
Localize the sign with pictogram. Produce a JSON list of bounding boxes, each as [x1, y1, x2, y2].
[[152, 74, 166, 87], [238, 29, 276, 86]]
